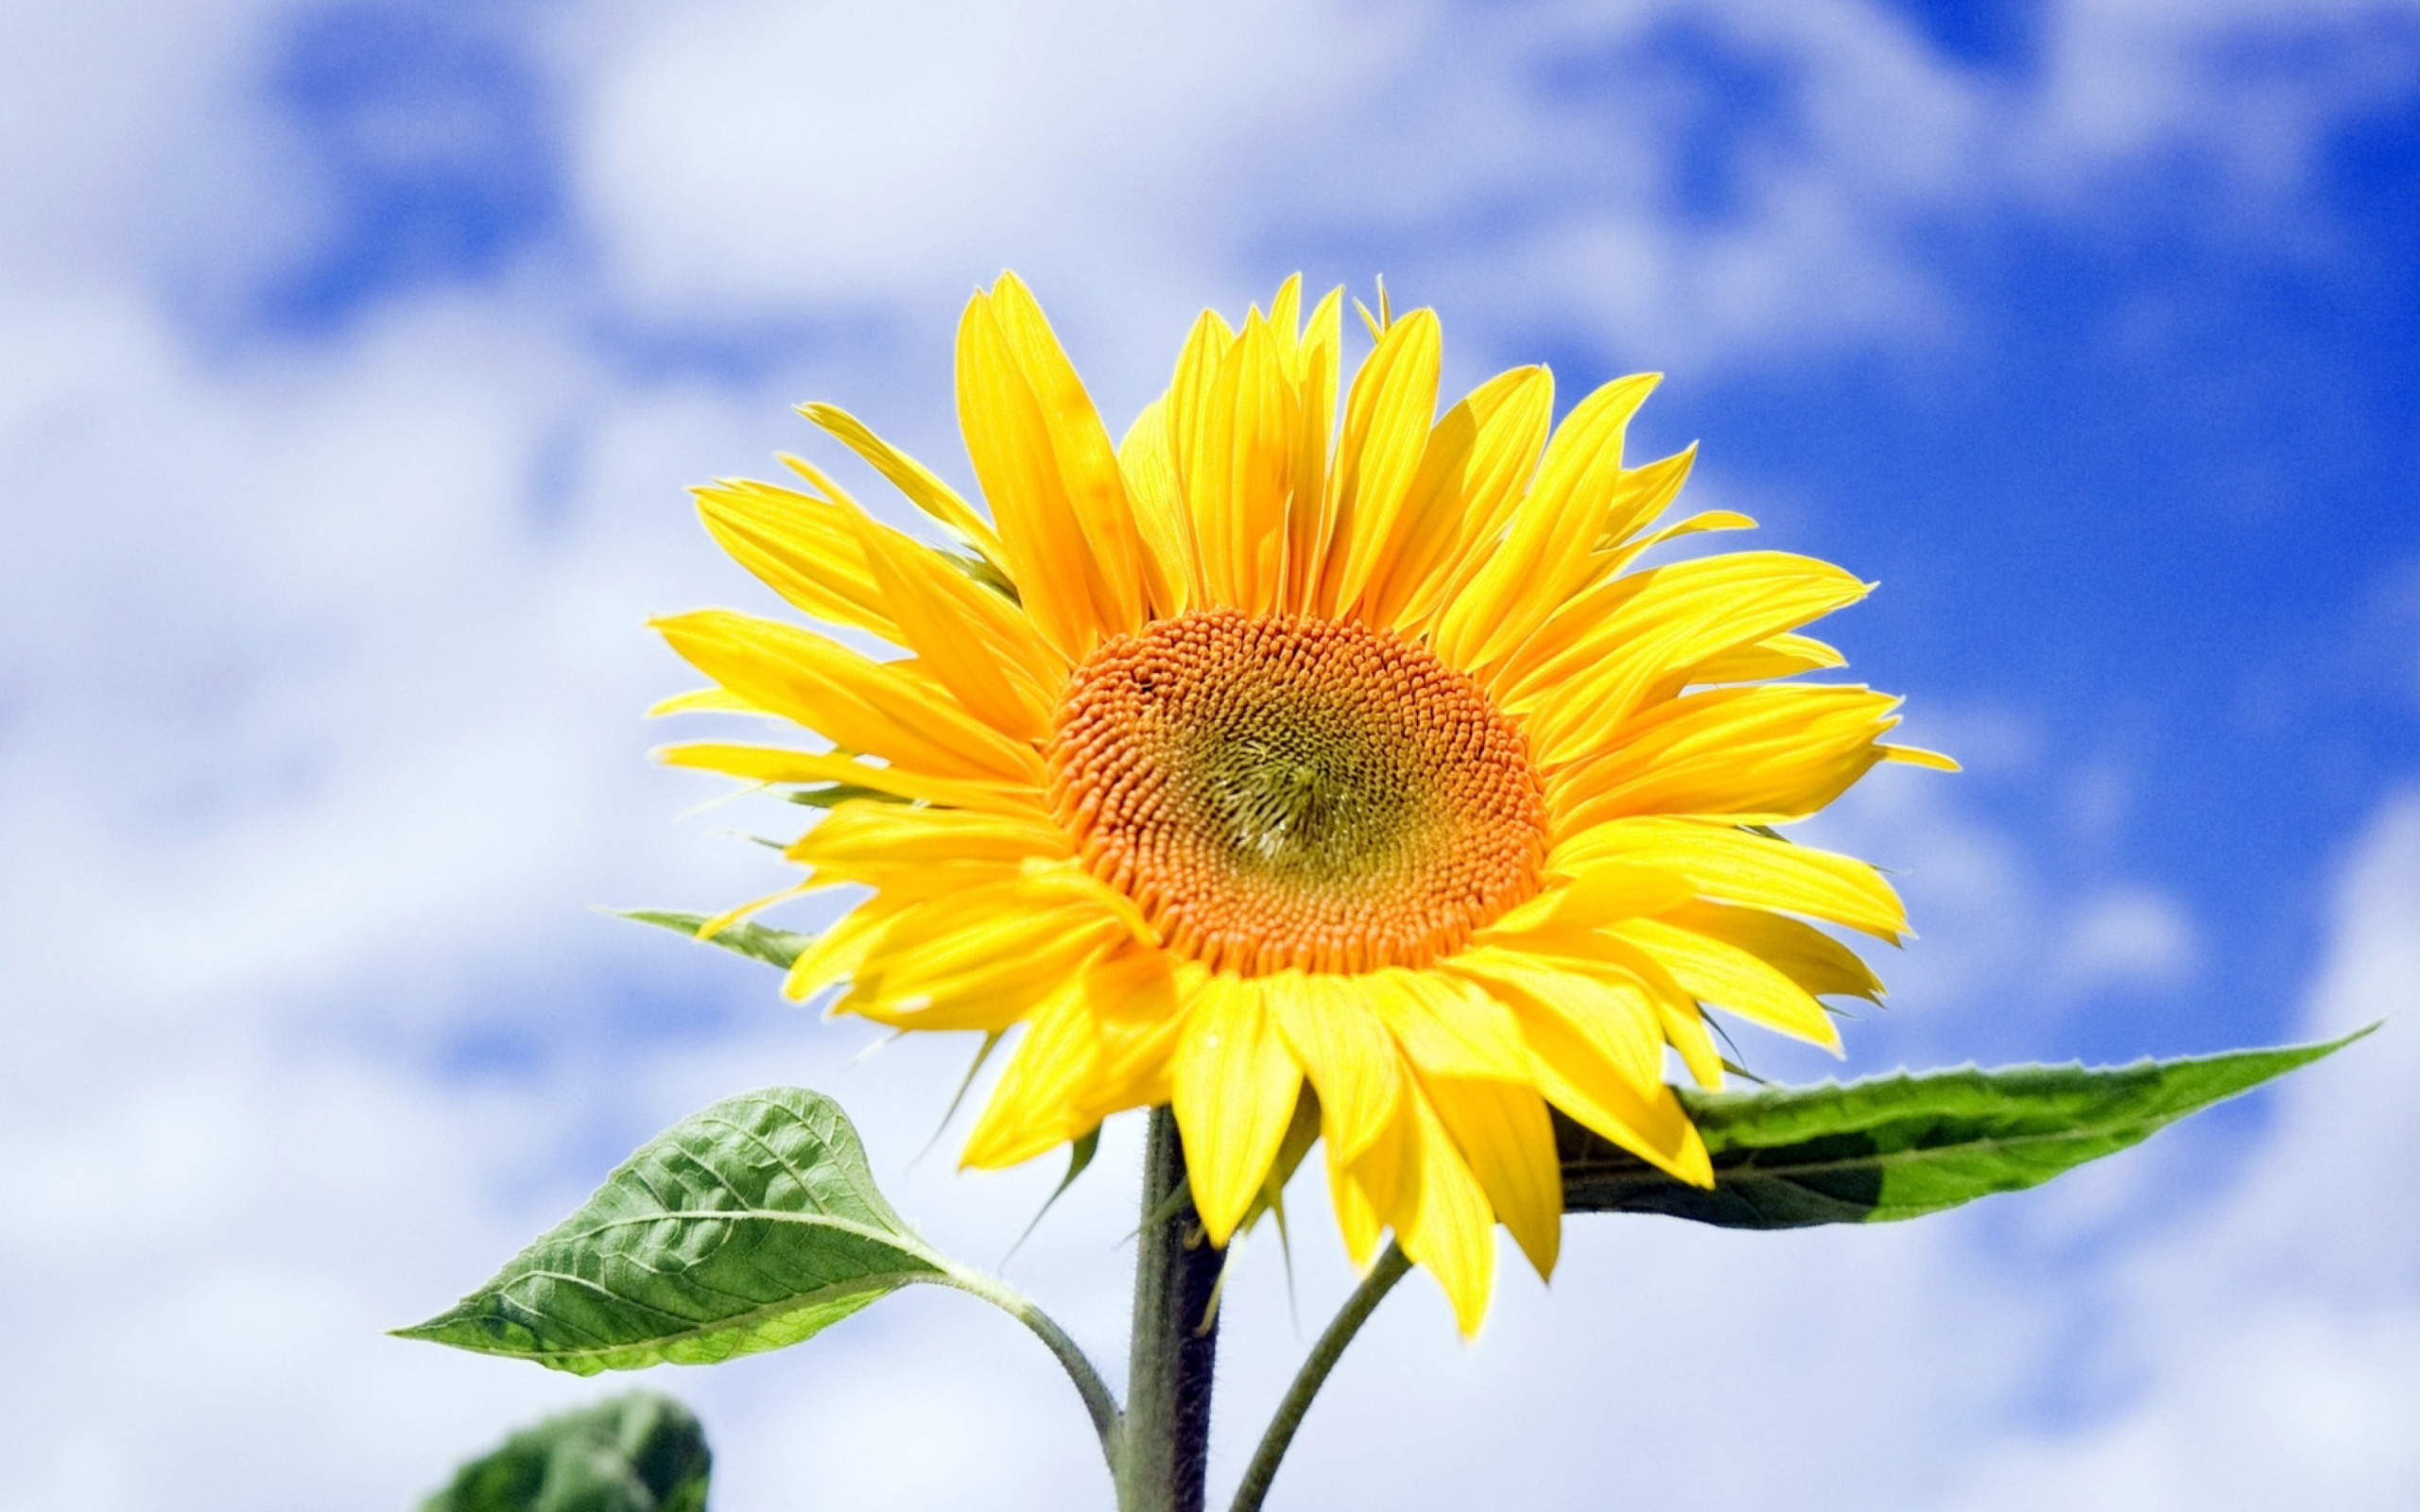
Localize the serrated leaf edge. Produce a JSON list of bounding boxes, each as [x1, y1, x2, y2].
[[395, 1258, 956, 1370], [1671, 1024, 2372, 1138]]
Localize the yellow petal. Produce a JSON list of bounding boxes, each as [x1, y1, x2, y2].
[[1505, 552, 1872, 758], [1399, 374, 1559, 634], [1362, 366, 1554, 633], [1420, 1074, 1563, 1280], [962, 980, 1099, 1168], [1267, 274, 1304, 366], [1164, 307, 1235, 607], [1265, 971, 1402, 1162], [1361, 970, 1531, 1083], [692, 880, 819, 943], [1072, 948, 1193, 1120], [1240, 1088, 1325, 1240], [1169, 974, 1302, 1246], [1597, 441, 1700, 552], [1677, 631, 1845, 688], [845, 507, 1056, 740], [1500, 929, 1722, 1088], [986, 273, 1149, 637], [1116, 400, 1195, 618], [694, 479, 899, 639], [1492, 968, 1714, 1189], [782, 896, 908, 1002], [651, 742, 1046, 817], [1586, 946, 1729, 1089], [1616, 915, 1845, 1052], [1451, 948, 1665, 1093], [1662, 899, 1883, 1001], [652, 610, 1045, 786], [1340, 1068, 1415, 1222], [1571, 492, 1746, 599], [1553, 817, 1907, 940], [647, 685, 758, 717], [1180, 311, 1293, 614], [1392, 1079, 1497, 1337], [848, 930, 1122, 1031], [845, 876, 1131, 1030], [1281, 287, 1344, 612], [1326, 1143, 1386, 1269], [1554, 685, 1910, 830], [1480, 862, 1697, 938], [957, 291, 1109, 660], [786, 803, 1068, 893], [1883, 744, 1962, 771], [1314, 309, 1442, 616], [1433, 372, 1659, 670], [799, 401, 1006, 566]]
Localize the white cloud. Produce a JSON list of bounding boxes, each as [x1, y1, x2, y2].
[[560, 0, 2420, 384], [2056, 885, 2202, 993], [2033, 0, 2420, 189], [569, 0, 1375, 303], [1941, 795, 2420, 1510], [563, 0, 1974, 374]]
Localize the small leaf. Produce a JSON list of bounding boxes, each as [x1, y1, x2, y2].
[[399, 1088, 949, 1373], [918, 1029, 1007, 1165], [612, 908, 811, 970], [1562, 1029, 2371, 1228], [786, 783, 908, 808], [1007, 1126, 1102, 1261], [942, 547, 1023, 603], [1241, 1086, 1323, 1238], [421, 1392, 710, 1512]]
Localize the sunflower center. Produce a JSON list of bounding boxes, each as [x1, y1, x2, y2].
[[1047, 609, 1547, 975]]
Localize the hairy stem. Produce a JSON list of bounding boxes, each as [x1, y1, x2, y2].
[[1117, 1107, 1225, 1512], [1228, 1241, 1412, 1512]]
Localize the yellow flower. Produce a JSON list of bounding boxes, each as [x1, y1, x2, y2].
[[653, 273, 1953, 1333]]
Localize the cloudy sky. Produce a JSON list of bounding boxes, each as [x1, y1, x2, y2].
[[3, 0, 2416, 1506]]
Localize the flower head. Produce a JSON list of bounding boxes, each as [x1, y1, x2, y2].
[[654, 274, 1951, 1332]]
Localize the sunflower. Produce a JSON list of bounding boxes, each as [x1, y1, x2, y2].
[[652, 273, 1951, 1332]]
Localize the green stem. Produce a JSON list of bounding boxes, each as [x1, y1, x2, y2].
[[1117, 1107, 1226, 1512], [936, 1263, 1122, 1470], [1227, 1241, 1412, 1512]]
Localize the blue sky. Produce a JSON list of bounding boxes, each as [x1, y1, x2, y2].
[[3, 1, 2417, 1507]]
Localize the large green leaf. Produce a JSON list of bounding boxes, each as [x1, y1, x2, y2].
[[422, 1393, 710, 1512], [399, 1088, 948, 1374], [1560, 1029, 2369, 1228], [609, 908, 810, 971]]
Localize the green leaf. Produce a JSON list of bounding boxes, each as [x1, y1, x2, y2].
[[610, 908, 810, 970], [398, 1088, 950, 1374], [421, 1393, 710, 1512], [1561, 1028, 2371, 1228]]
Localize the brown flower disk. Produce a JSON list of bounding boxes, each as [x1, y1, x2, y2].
[[1048, 609, 1547, 975]]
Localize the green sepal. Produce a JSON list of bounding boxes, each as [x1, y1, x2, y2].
[[1007, 1126, 1103, 1261], [786, 783, 908, 809], [420, 1393, 710, 1512], [609, 908, 811, 970], [1240, 1087, 1322, 1239], [941, 547, 1022, 604], [397, 1088, 948, 1374], [1561, 1028, 2370, 1228]]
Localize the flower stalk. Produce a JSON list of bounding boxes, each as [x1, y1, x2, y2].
[[1116, 1107, 1226, 1512], [1228, 1240, 1412, 1512]]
